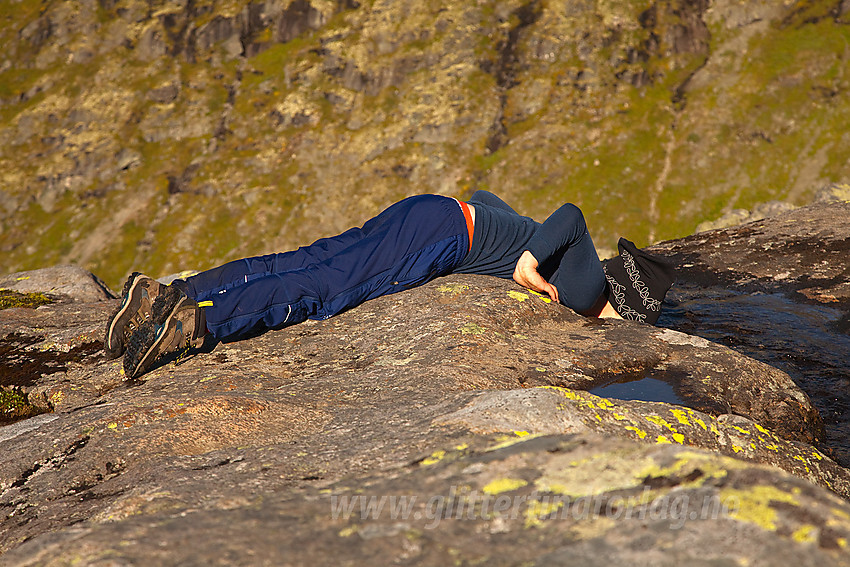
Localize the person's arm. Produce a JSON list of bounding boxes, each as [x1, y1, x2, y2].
[[512, 203, 589, 303], [524, 203, 586, 263], [513, 250, 559, 302]]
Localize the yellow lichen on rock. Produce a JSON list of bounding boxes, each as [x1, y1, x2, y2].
[[524, 498, 564, 528], [507, 290, 529, 302], [438, 283, 470, 295], [482, 477, 528, 495], [460, 322, 486, 335], [720, 485, 799, 531], [421, 450, 447, 466]]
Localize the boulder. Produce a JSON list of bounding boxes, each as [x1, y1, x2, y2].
[[652, 200, 850, 464], [439, 387, 850, 497], [0, 266, 116, 303]]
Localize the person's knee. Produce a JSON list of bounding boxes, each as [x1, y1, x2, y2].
[[575, 290, 607, 317]]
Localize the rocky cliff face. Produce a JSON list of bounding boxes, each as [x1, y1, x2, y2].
[[1, 0, 849, 289], [1, 201, 849, 563]]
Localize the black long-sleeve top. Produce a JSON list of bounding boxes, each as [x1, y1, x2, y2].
[[453, 190, 605, 312]]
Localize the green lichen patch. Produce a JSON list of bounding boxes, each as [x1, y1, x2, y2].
[[460, 322, 486, 335], [0, 387, 47, 426], [0, 289, 53, 310]]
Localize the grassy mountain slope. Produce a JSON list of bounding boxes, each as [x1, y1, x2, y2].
[[1, 0, 848, 289]]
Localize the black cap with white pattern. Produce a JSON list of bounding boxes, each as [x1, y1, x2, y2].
[[602, 238, 676, 325]]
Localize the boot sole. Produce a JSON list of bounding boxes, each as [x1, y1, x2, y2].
[[104, 272, 147, 360], [123, 290, 192, 379]]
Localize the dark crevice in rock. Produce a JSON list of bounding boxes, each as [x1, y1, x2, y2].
[[10, 436, 91, 490], [240, 2, 267, 57], [212, 72, 240, 141], [494, 1, 544, 90], [276, 0, 324, 44], [671, 51, 709, 111], [599, 0, 713, 104], [485, 106, 507, 154], [78, 487, 126, 502], [191, 457, 241, 471], [68, 399, 110, 414], [654, 0, 712, 110], [166, 162, 203, 195], [779, 0, 847, 28], [227, 73, 240, 106], [483, 0, 543, 154], [184, 24, 198, 64], [20, 15, 53, 51], [97, 0, 118, 13], [161, 0, 197, 58], [0, 334, 101, 389], [67, 462, 126, 501]]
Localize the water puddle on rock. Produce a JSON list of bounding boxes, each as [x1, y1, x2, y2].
[[590, 375, 685, 406], [659, 286, 850, 465]]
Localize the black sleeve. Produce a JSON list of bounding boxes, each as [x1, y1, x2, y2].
[[467, 190, 519, 215], [524, 203, 582, 264]]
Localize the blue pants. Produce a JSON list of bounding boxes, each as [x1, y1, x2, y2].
[[178, 195, 470, 340]]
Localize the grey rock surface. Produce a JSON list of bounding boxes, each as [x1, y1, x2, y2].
[[4, 432, 850, 566], [653, 199, 850, 464], [1, 202, 850, 563], [0, 266, 116, 303]]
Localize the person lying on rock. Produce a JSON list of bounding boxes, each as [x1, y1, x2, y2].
[[105, 190, 675, 378]]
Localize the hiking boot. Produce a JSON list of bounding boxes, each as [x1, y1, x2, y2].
[[123, 285, 206, 379], [104, 272, 164, 360]]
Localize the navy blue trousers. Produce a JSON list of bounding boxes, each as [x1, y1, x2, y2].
[[178, 195, 470, 340]]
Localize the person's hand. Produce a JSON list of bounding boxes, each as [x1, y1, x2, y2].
[[513, 250, 559, 303]]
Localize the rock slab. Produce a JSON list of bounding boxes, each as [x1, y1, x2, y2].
[[1, 203, 850, 563]]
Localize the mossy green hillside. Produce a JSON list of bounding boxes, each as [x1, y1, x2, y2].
[[659, 17, 850, 240], [1, 0, 850, 288]]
